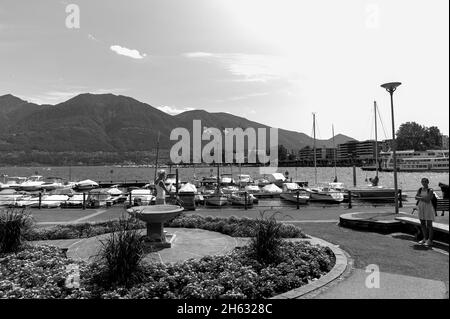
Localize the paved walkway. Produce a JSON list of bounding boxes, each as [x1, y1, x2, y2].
[[296, 222, 449, 299], [32, 228, 239, 265], [29, 205, 449, 298]]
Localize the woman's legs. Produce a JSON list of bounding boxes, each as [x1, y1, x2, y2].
[[420, 219, 428, 241], [426, 220, 433, 244]]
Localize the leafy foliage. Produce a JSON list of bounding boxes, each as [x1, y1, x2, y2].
[[0, 241, 335, 299], [0, 208, 32, 253], [249, 211, 284, 264], [92, 217, 146, 288], [166, 214, 306, 238], [396, 122, 443, 151]]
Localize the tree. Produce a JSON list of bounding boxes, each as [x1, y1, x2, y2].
[[278, 144, 288, 161], [424, 126, 442, 149], [396, 122, 442, 151]]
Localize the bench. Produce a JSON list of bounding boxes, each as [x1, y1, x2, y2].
[[436, 199, 449, 216], [395, 216, 449, 240]]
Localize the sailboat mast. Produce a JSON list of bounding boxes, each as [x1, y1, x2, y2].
[[313, 113, 317, 185], [332, 124, 337, 181], [154, 131, 161, 182], [374, 101, 378, 177]]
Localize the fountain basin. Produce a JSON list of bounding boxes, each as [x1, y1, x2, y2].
[[127, 205, 184, 248]]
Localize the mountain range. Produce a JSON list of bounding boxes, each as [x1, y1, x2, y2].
[[0, 93, 356, 158]]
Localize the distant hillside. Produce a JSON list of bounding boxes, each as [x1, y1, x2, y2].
[[0, 93, 356, 164]]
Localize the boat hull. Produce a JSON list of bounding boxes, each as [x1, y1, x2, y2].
[[279, 192, 309, 204], [206, 195, 228, 206]]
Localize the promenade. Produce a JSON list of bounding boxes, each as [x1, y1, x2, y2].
[[28, 205, 449, 299]]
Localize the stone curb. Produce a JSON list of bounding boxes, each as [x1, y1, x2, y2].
[[339, 212, 402, 233], [270, 236, 349, 299]]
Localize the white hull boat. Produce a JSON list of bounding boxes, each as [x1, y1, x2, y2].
[[206, 193, 228, 206], [229, 193, 254, 206]]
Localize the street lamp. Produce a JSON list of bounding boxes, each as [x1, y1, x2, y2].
[[381, 82, 401, 214]]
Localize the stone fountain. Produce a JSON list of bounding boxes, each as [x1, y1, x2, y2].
[[127, 204, 184, 248]]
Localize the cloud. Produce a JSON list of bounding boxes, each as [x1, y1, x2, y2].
[[110, 45, 147, 59], [182, 52, 292, 82], [183, 52, 213, 58], [157, 105, 194, 115], [25, 88, 127, 105], [87, 34, 99, 42]]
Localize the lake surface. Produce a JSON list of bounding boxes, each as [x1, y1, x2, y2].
[[1, 165, 448, 197]]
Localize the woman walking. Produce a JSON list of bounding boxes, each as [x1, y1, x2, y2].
[[415, 178, 435, 247]]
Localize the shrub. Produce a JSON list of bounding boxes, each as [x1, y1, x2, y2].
[[93, 217, 146, 288], [166, 213, 306, 238], [249, 211, 284, 265], [0, 208, 32, 253]]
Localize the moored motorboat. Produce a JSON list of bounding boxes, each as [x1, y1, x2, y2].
[[280, 183, 310, 205], [254, 183, 282, 198], [19, 175, 45, 191], [130, 188, 155, 206], [40, 177, 65, 191], [306, 184, 345, 204], [75, 179, 99, 191], [228, 191, 255, 206], [206, 192, 228, 206]]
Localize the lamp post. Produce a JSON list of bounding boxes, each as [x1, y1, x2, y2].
[[381, 82, 401, 214]]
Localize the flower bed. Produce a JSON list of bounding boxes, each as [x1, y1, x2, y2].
[[0, 241, 334, 299], [25, 214, 306, 241]]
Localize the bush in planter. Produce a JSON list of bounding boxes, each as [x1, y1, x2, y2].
[[248, 211, 284, 265], [92, 217, 146, 288], [0, 208, 32, 253]]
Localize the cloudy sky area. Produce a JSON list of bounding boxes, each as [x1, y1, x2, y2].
[[0, 0, 448, 140]]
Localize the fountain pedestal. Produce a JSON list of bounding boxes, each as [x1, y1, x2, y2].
[[127, 205, 184, 248]]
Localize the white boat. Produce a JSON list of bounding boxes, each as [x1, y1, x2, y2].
[[221, 185, 239, 194], [130, 189, 155, 206], [19, 175, 45, 191], [62, 193, 85, 208], [306, 183, 345, 203], [255, 183, 282, 198], [220, 174, 235, 185], [87, 189, 113, 207], [75, 179, 99, 191], [267, 173, 286, 187], [5, 176, 27, 190], [244, 184, 261, 194], [15, 194, 40, 207], [380, 149, 449, 172], [30, 193, 70, 208], [206, 191, 228, 206], [229, 192, 254, 206], [237, 174, 253, 185], [40, 177, 65, 191], [280, 183, 310, 204], [0, 189, 29, 206], [0, 182, 9, 190]]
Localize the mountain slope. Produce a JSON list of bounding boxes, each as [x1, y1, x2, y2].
[[0, 93, 356, 154]]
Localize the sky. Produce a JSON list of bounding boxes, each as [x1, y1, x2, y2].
[[0, 0, 448, 141]]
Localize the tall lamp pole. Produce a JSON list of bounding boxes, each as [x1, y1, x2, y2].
[[381, 82, 401, 214]]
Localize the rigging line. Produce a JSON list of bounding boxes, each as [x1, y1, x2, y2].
[[376, 105, 389, 140], [315, 117, 322, 141], [369, 108, 375, 141], [365, 107, 373, 139]]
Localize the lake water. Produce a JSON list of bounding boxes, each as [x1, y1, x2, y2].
[[1, 165, 448, 198]]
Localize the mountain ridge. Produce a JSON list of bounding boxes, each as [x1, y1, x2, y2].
[[0, 93, 357, 156]]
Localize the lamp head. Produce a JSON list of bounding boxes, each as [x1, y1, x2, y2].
[[381, 82, 402, 93]]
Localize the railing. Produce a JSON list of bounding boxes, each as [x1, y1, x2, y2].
[[0, 189, 445, 211]]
